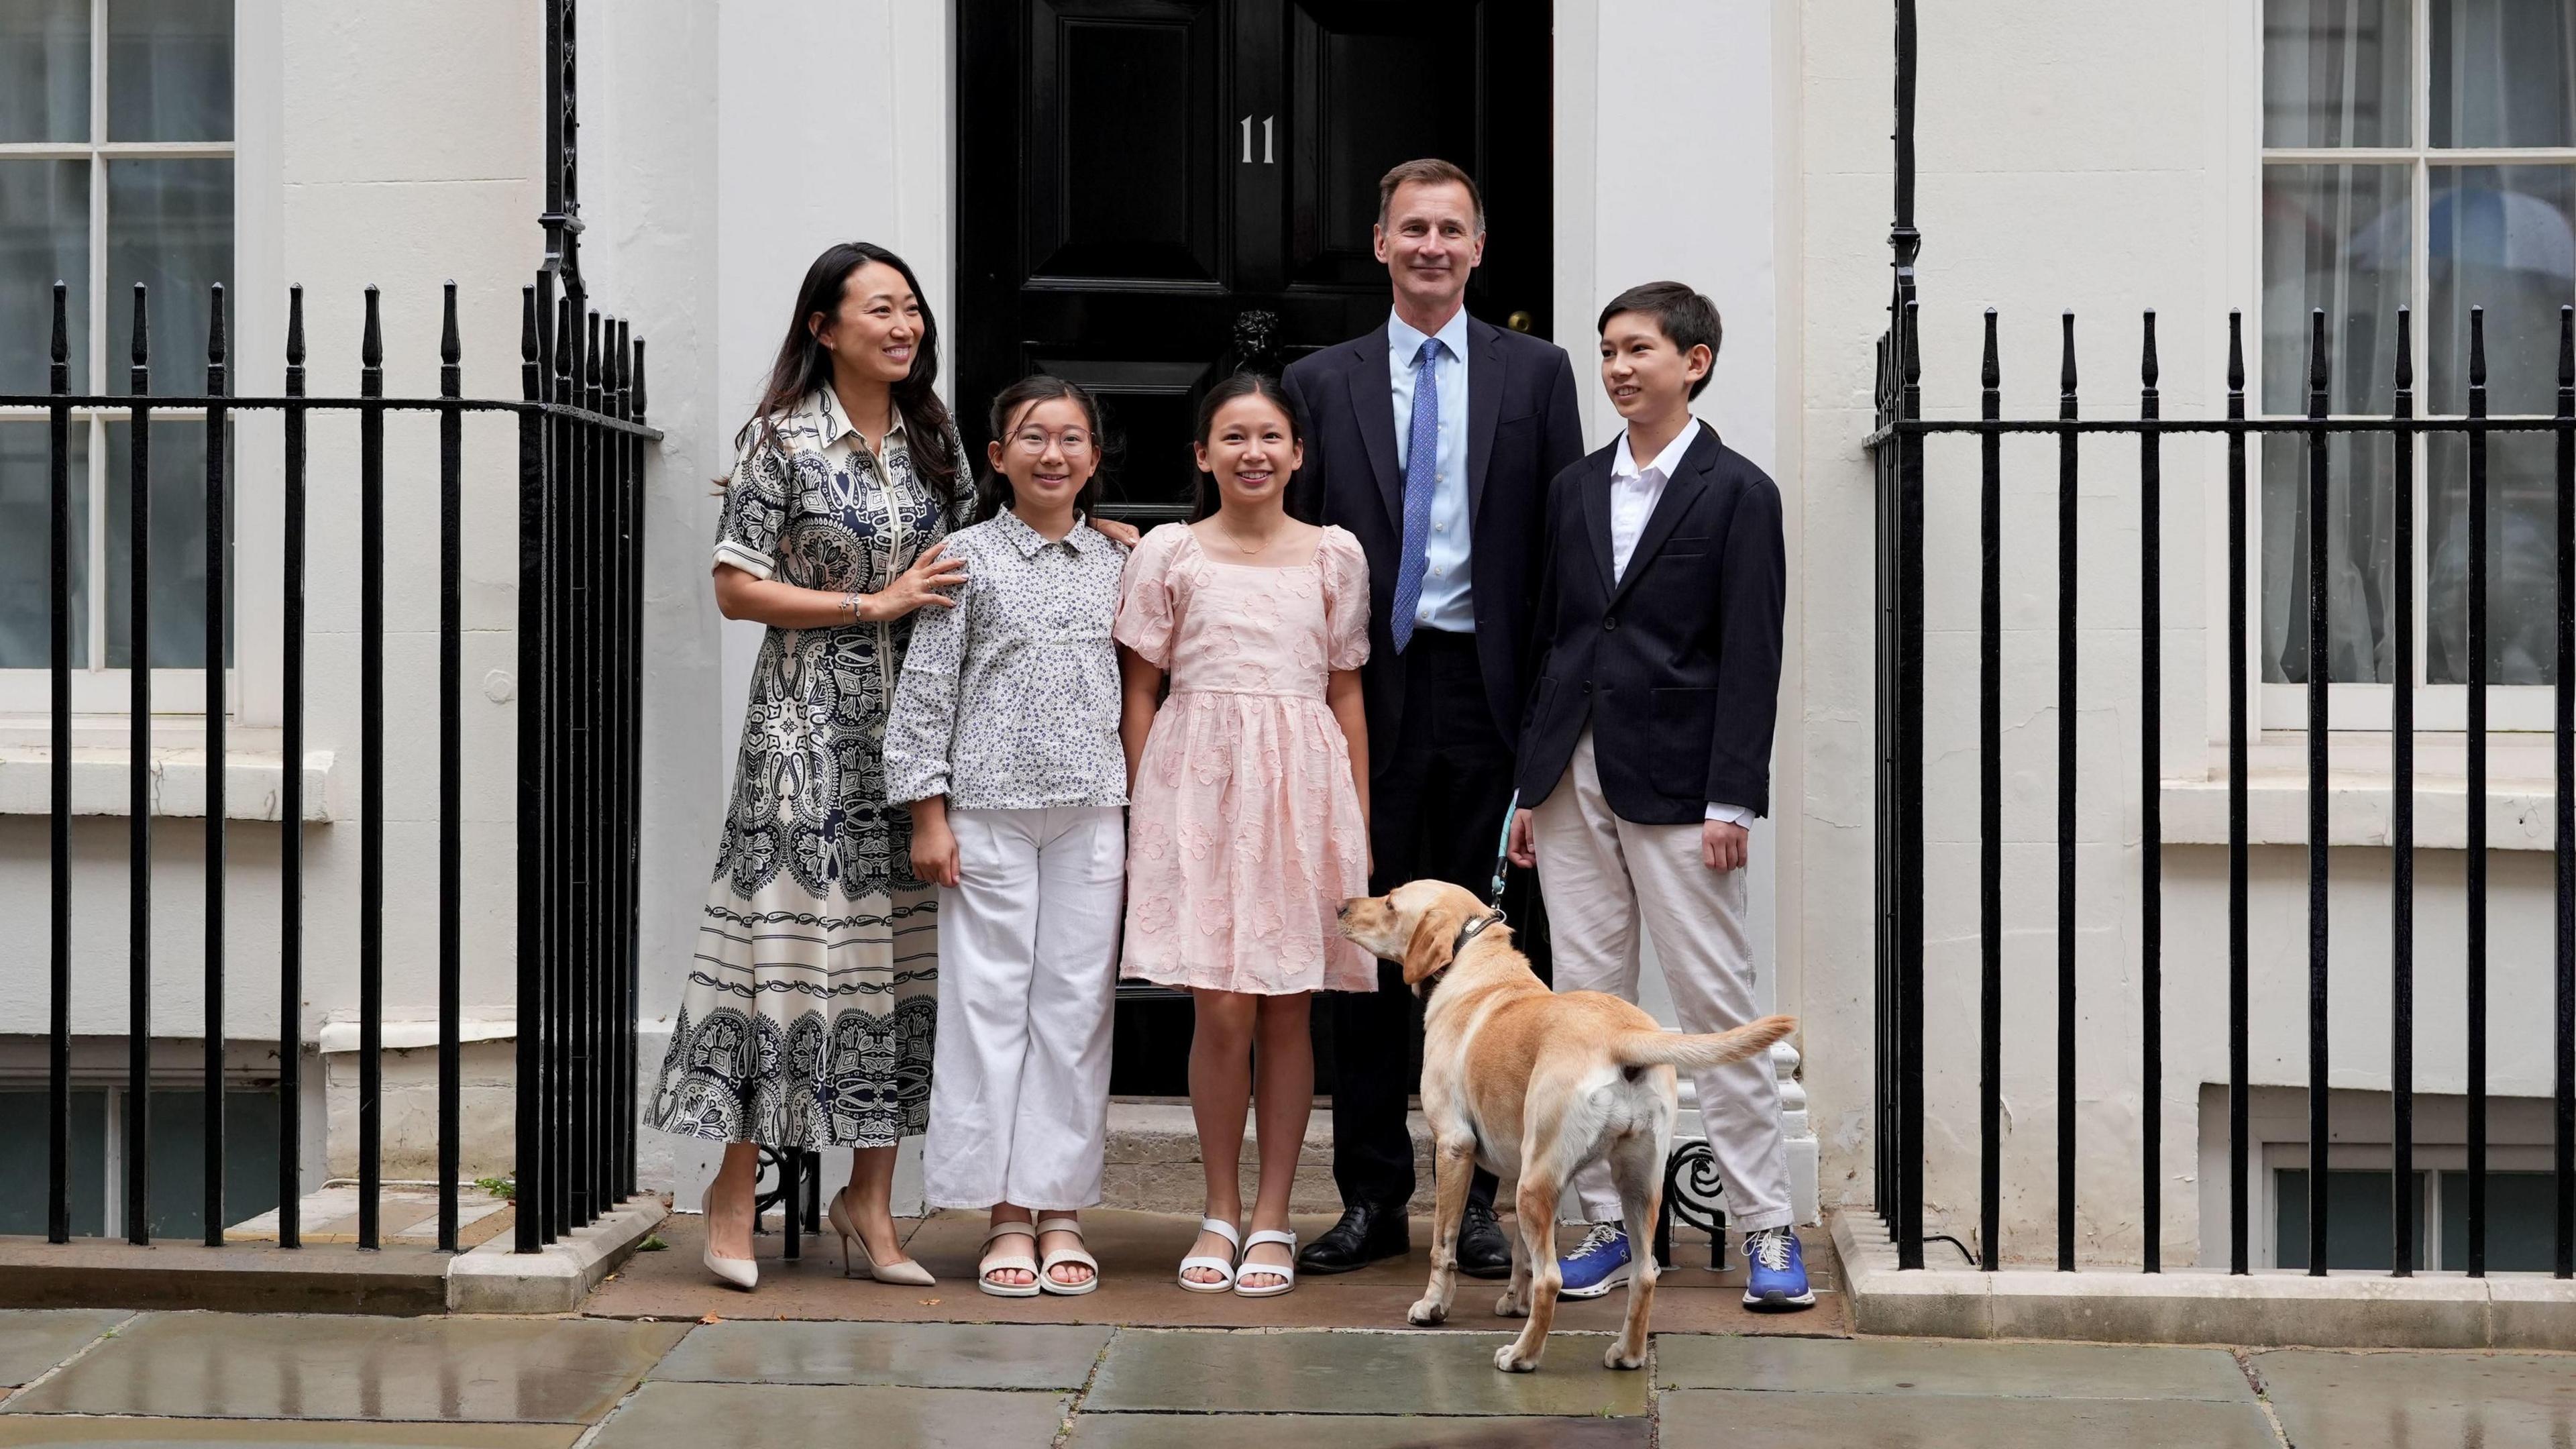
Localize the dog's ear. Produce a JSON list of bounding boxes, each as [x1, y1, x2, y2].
[[1401, 906, 1461, 984]]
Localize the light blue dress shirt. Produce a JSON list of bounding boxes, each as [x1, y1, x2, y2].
[[1387, 307, 1474, 634]]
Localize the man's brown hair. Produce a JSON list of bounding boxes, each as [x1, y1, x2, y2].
[[1376, 158, 1485, 233]]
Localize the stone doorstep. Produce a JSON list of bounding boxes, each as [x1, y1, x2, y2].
[[1829, 1208, 2576, 1350], [449, 1196, 669, 1314]]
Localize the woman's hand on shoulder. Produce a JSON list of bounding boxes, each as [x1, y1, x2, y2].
[[870, 540, 969, 621], [1093, 517, 1143, 550]]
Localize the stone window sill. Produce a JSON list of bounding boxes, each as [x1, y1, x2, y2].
[[2161, 772, 2557, 851], [0, 747, 336, 820]]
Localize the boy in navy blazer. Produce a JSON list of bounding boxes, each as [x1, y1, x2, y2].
[[1505, 282, 1809, 1310]]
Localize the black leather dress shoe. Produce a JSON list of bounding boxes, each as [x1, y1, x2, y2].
[[1456, 1200, 1511, 1279], [1296, 1202, 1409, 1275]]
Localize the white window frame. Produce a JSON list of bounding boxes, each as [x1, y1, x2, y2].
[[0, 0, 272, 726], [2251, 0, 2576, 734]]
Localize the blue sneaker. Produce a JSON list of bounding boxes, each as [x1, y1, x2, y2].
[[1741, 1226, 1815, 1310], [1556, 1220, 1632, 1300]]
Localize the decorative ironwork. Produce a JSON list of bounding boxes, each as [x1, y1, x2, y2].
[[1654, 1138, 1728, 1270], [542, 0, 583, 287], [753, 1146, 823, 1259]]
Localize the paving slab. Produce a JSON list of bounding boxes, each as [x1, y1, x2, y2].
[[648, 1321, 1110, 1389], [0, 1313, 688, 1424], [586, 1382, 1067, 1449], [1085, 1328, 1651, 1416], [1655, 1334, 2257, 1402], [586, 1212, 1844, 1336], [1655, 1387, 2283, 1449], [2253, 1348, 2576, 1447], [0, 1418, 579, 1446], [1067, 1413, 1649, 1447], [0, 1311, 129, 1389]]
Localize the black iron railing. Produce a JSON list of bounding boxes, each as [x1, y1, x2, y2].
[[1870, 0, 2575, 1281], [10, 274, 655, 1254]]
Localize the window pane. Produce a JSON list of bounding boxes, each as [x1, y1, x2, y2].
[[2433, 0, 2576, 147], [105, 158, 231, 398], [2428, 168, 2576, 415], [2262, 432, 2401, 682], [105, 419, 231, 670], [2277, 1168, 2428, 1270], [2438, 1170, 2561, 1272], [0, 160, 91, 394], [2265, 0, 2413, 147], [0, 0, 88, 143], [2428, 435, 2561, 684], [0, 1089, 107, 1238], [106, 0, 231, 143], [2261, 164, 2410, 684], [128, 1088, 280, 1241], [0, 422, 90, 669]]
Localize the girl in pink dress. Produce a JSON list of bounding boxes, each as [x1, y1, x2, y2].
[[1114, 372, 1373, 1298]]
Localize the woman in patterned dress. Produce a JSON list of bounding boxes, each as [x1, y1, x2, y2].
[[647, 242, 973, 1291]]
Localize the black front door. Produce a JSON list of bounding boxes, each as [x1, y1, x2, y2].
[[957, 0, 1554, 1093]]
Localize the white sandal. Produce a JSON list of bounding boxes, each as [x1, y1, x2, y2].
[[977, 1222, 1043, 1298], [1034, 1216, 1101, 1297], [1233, 1228, 1298, 1299], [1176, 1217, 1242, 1293]]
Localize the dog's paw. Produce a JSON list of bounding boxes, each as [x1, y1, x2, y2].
[[1604, 1341, 1646, 1371], [1406, 1297, 1449, 1326], [1493, 1343, 1542, 1374], [1494, 1292, 1528, 1318]]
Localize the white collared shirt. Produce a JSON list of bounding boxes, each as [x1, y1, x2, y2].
[[1387, 306, 1474, 633], [1607, 417, 1750, 828], [1607, 417, 1702, 583]]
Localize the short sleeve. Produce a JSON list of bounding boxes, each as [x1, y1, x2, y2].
[[1319, 526, 1371, 672], [1112, 524, 1188, 669], [712, 429, 790, 580]]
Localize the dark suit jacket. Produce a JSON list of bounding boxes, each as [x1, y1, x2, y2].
[[1515, 424, 1786, 825], [1281, 316, 1584, 762]]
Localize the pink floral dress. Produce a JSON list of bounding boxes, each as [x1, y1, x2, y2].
[[1114, 523, 1375, 994]]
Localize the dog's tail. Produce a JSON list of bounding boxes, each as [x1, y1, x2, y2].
[[1612, 1014, 1796, 1073]]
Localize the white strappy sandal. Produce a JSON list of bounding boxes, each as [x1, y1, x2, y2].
[[1233, 1228, 1299, 1299], [1034, 1216, 1101, 1297], [1176, 1217, 1242, 1293], [977, 1222, 1043, 1298]]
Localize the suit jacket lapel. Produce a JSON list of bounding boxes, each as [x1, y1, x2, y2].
[[1607, 426, 1721, 608], [1579, 449, 1617, 594], [1346, 327, 1404, 533], [1464, 317, 1502, 529]]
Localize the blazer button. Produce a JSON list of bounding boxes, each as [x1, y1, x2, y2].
[[1603, 616, 1619, 631]]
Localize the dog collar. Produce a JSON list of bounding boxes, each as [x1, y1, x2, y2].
[[1452, 908, 1507, 955]]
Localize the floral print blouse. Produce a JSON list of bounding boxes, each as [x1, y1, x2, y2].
[[883, 508, 1130, 812]]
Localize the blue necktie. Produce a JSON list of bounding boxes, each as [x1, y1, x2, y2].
[[1390, 336, 1442, 653]]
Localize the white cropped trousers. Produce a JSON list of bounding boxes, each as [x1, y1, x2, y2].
[[920, 805, 1125, 1212]]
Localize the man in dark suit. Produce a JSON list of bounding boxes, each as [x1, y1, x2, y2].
[[1507, 280, 1807, 1310], [1283, 158, 1584, 1278]]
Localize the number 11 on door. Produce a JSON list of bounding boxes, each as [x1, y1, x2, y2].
[[1240, 115, 1273, 164]]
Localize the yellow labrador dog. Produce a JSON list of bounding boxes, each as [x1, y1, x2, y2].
[[1338, 879, 1794, 1373]]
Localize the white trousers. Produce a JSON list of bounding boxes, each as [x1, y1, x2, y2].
[[921, 805, 1125, 1212], [1532, 731, 1792, 1232]]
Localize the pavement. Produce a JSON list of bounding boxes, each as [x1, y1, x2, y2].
[[1, 1306, 2575, 1445], [1, 1214, 2571, 1446]]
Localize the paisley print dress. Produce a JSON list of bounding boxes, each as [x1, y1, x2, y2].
[[647, 391, 973, 1150]]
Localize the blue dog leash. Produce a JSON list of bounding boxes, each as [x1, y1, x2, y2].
[[1485, 789, 1520, 910]]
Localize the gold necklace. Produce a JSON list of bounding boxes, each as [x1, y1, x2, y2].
[[1213, 519, 1275, 555]]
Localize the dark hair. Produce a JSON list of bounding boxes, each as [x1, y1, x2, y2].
[[1377, 157, 1485, 233], [1597, 281, 1723, 400], [735, 241, 961, 506], [976, 374, 1111, 524], [1190, 372, 1305, 519]]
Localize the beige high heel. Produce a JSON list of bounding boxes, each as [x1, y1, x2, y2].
[[700, 1188, 757, 1291], [829, 1188, 935, 1287]]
